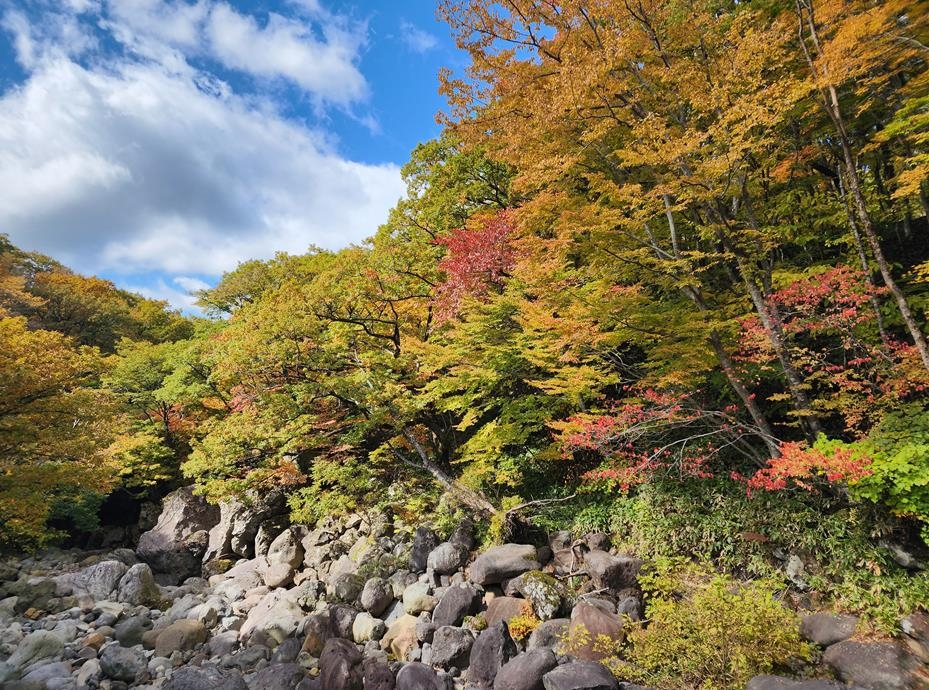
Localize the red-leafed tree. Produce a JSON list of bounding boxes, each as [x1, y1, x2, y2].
[[741, 441, 872, 493], [558, 388, 770, 491], [737, 267, 928, 434], [433, 210, 516, 322]]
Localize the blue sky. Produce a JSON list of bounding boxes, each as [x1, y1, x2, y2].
[[0, 0, 463, 310]]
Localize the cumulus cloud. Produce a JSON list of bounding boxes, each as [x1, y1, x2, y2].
[[0, 1, 404, 307], [399, 20, 438, 53]]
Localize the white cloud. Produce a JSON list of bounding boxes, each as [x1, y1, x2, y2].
[[0, 57, 402, 276], [399, 20, 437, 53], [0, 3, 405, 308], [101, 0, 368, 106], [207, 4, 368, 105]]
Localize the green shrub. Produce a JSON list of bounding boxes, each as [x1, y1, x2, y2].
[[617, 560, 812, 690], [573, 479, 929, 629], [844, 405, 929, 545]]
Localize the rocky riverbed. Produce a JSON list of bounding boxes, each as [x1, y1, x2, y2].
[[1, 487, 928, 690]]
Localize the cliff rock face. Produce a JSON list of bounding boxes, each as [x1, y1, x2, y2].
[[136, 487, 220, 582]]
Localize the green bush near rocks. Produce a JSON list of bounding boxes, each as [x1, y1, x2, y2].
[[612, 560, 813, 690]]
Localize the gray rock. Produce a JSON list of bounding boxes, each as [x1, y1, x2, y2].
[[300, 611, 332, 656], [154, 619, 208, 657], [746, 676, 845, 690], [468, 621, 517, 688], [77, 658, 102, 687], [320, 637, 363, 690], [266, 527, 305, 569], [204, 490, 286, 562], [567, 602, 625, 661], [114, 615, 153, 647], [353, 612, 387, 643], [410, 528, 440, 574], [65, 560, 129, 600], [247, 662, 307, 690], [450, 520, 475, 551], [527, 618, 569, 652], [361, 577, 394, 616], [823, 640, 910, 690], [470, 545, 540, 586], [416, 612, 437, 643], [254, 517, 290, 559], [585, 533, 612, 552], [433, 583, 482, 628], [403, 582, 436, 615], [800, 613, 858, 647], [164, 665, 248, 690], [239, 589, 304, 644], [99, 643, 145, 681], [331, 573, 365, 603], [362, 655, 395, 690], [21, 660, 72, 686], [330, 604, 361, 639], [430, 626, 474, 668], [271, 637, 302, 663], [209, 630, 240, 657], [427, 543, 470, 575], [542, 661, 618, 690], [117, 562, 162, 606], [262, 562, 295, 589], [581, 551, 642, 592], [495, 648, 559, 690], [512, 571, 562, 620], [2, 630, 64, 679], [138, 487, 220, 580], [397, 661, 442, 690]]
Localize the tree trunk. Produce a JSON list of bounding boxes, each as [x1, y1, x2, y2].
[[400, 429, 497, 516], [797, 0, 929, 373]]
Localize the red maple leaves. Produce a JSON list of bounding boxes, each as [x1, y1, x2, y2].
[[433, 210, 516, 321]]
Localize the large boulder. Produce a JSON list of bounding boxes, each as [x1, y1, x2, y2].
[[410, 528, 440, 574], [163, 665, 248, 690], [0, 630, 64, 683], [239, 589, 305, 644], [361, 577, 394, 617], [527, 618, 570, 652], [511, 571, 562, 620], [566, 602, 625, 661], [823, 641, 911, 690], [382, 614, 420, 661], [581, 551, 642, 591], [427, 542, 470, 575], [99, 643, 145, 682], [154, 619, 209, 657], [58, 560, 128, 600], [430, 625, 475, 668], [117, 562, 162, 606], [266, 527, 305, 569], [433, 583, 482, 627], [250, 662, 308, 690], [203, 490, 286, 562], [468, 621, 518, 688], [799, 613, 858, 647], [320, 637, 363, 690], [137, 487, 220, 581], [541, 661, 619, 690], [470, 544, 540, 585], [494, 648, 558, 690], [396, 662, 443, 690], [403, 582, 437, 615]]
